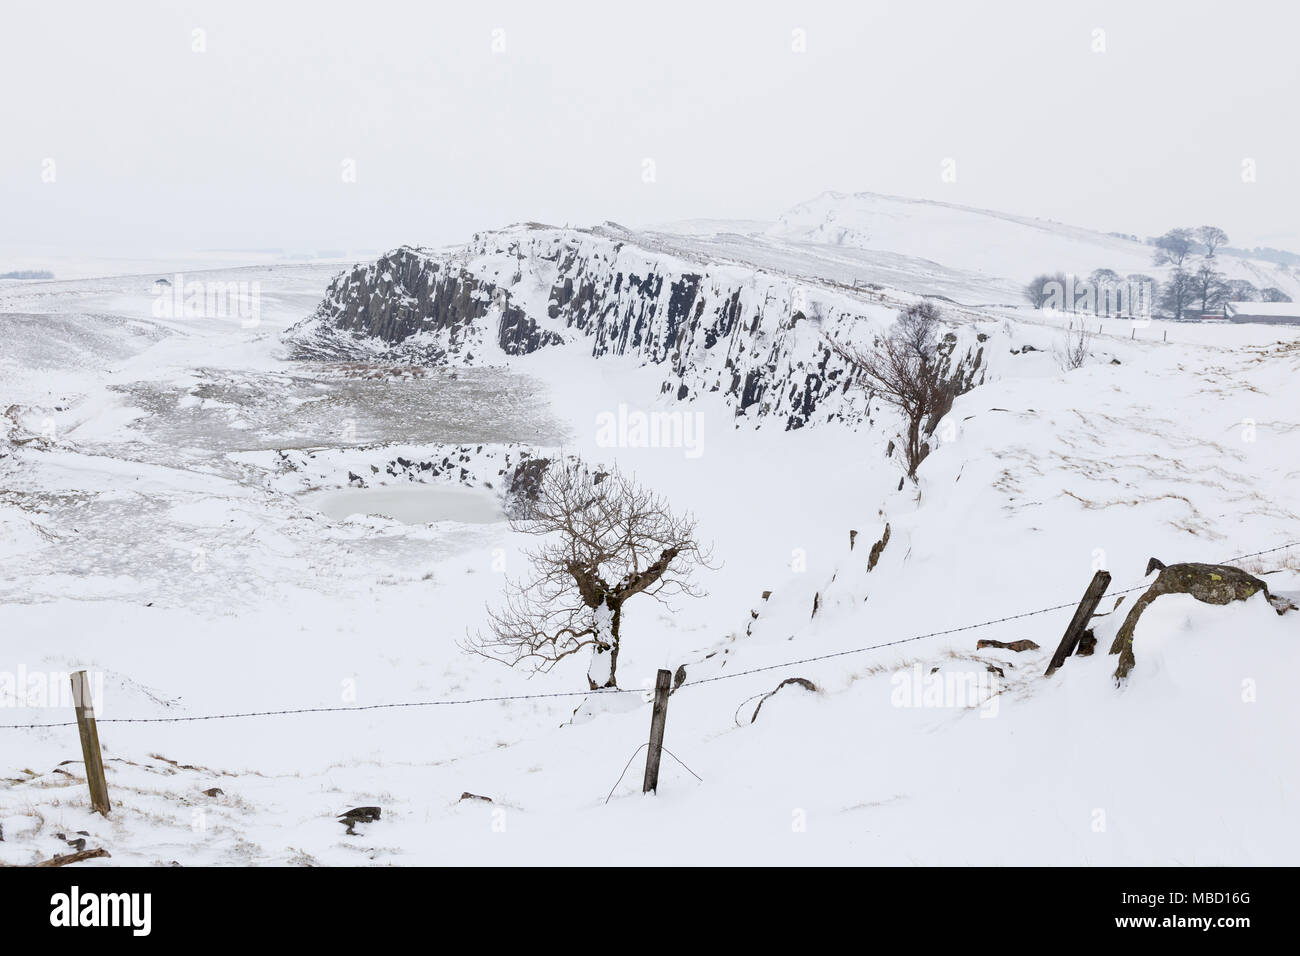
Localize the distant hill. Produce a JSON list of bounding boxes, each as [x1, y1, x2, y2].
[[765, 191, 1300, 301], [0, 270, 54, 280]]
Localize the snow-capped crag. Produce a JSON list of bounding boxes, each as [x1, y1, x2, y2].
[[285, 225, 990, 430]]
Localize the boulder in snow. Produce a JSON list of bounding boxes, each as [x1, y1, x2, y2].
[[1108, 563, 1291, 681]]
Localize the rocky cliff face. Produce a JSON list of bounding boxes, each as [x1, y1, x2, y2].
[[286, 224, 989, 430], [286, 245, 564, 365]]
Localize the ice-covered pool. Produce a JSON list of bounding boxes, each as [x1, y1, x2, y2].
[[302, 484, 504, 525]]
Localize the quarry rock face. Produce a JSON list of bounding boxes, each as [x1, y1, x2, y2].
[[288, 245, 563, 364], [286, 225, 990, 431]]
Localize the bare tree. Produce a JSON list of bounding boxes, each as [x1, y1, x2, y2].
[[1056, 320, 1094, 371], [1195, 225, 1229, 258], [1089, 268, 1121, 315], [1191, 260, 1228, 313], [827, 301, 946, 481], [465, 463, 712, 689], [1223, 279, 1258, 302], [1025, 272, 1067, 309], [1126, 273, 1160, 317], [1153, 228, 1196, 268], [1158, 267, 1196, 320]]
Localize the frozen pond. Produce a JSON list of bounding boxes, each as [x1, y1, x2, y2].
[[302, 483, 505, 525]]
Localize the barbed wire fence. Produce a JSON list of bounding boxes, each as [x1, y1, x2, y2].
[[2, 538, 1297, 814], [2, 539, 1296, 731]]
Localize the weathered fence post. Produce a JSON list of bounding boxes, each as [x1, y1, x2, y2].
[[70, 670, 111, 816], [642, 669, 672, 794], [1045, 571, 1112, 676]]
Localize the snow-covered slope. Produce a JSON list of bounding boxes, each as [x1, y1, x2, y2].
[[2, 202, 1299, 866], [768, 191, 1300, 300], [769, 191, 1156, 281]]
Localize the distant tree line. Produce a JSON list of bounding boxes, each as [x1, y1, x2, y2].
[[1026, 224, 1293, 320], [1150, 226, 1290, 319]]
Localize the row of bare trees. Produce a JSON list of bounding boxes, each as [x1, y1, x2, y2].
[[1026, 225, 1292, 321]]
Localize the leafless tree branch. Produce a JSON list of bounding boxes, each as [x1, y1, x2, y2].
[[463, 462, 714, 688]]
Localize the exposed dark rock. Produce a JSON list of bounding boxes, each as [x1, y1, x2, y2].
[[286, 229, 991, 431], [925, 334, 984, 434], [286, 246, 562, 363], [505, 456, 551, 513], [458, 792, 492, 803], [975, 638, 1040, 652], [55, 832, 89, 852], [867, 523, 891, 572], [338, 805, 382, 835], [1109, 563, 1288, 681]]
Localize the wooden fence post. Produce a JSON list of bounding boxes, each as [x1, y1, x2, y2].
[[1045, 571, 1112, 676], [70, 670, 111, 816], [642, 669, 672, 794]]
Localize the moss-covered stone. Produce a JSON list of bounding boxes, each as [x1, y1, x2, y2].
[[1109, 562, 1279, 681]]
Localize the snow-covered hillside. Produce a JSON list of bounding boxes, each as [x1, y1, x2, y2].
[[2, 198, 1298, 866], [768, 191, 1300, 300]]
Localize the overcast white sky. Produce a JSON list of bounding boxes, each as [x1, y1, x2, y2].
[[2, 0, 1297, 262]]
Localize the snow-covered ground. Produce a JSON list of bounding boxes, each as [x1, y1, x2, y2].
[[2, 202, 1298, 866]]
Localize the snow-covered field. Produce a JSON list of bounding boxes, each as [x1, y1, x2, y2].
[[2, 198, 1298, 866]]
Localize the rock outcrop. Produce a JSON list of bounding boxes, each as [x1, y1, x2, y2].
[[286, 224, 991, 431], [286, 245, 563, 365], [1108, 562, 1291, 681]]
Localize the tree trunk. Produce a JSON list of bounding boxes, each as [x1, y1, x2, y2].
[[905, 414, 922, 479], [607, 601, 621, 686], [586, 598, 621, 690]]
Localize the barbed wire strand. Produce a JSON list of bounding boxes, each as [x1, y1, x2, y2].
[[661, 746, 703, 782], [603, 744, 701, 806], [1, 539, 1295, 730], [603, 743, 648, 805]]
